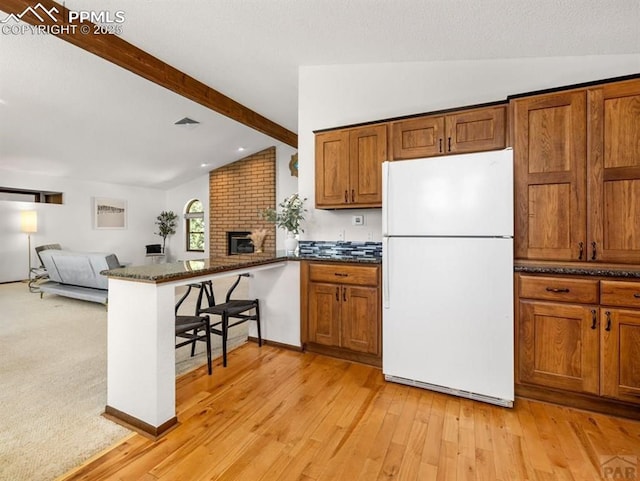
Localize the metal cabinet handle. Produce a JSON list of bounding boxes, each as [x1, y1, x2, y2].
[[591, 309, 597, 330], [605, 311, 612, 331], [591, 241, 597, 260], [351, 189, 355, 203], [578, 242, 584, 261], [335, 287, 339, 302], [546, 287, 570, 293], [448, 137, 452, 152], [334, 273, 348, 277], [439, 138, 443, 153], [344, 190, 348, 203], [634, 293, 640, 299], [343, 288, 347, 302]]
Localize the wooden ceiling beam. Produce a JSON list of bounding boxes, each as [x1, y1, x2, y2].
[[0, 0, 298, 147]]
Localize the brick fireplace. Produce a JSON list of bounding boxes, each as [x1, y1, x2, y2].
[[209, 147, 276, 257]]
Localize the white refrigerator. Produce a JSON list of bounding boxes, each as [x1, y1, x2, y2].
[[382, 148, 514, 407]]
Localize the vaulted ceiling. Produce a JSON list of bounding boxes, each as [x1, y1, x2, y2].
[[1, 0, 638, 189]]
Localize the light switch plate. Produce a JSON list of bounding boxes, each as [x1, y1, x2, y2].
[[352, 215, 364, 226]]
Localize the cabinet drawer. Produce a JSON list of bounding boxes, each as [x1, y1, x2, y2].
[[601, 280, 640, 308], [308, 263, 379, 286], [519, 275, 598, 304]]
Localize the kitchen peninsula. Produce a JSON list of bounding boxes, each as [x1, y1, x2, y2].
[[102, 253, 300, 438]]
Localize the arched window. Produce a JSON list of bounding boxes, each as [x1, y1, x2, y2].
[[185, 199, 205, 252]]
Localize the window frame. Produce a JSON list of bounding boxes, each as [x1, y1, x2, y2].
[[185, 199, 205, 253]]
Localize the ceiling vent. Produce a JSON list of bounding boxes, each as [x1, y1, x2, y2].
[[174, 117, 200, 129]]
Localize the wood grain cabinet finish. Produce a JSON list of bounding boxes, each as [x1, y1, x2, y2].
[[390, 105, 506, 160], [600, 308, 640, 403], [517, 273, 640, 407], [588, 80, 640, 263], [513, 90, 587, 262], [519, 275, 598, 304], [302, 261, 381, 365], [514, 78, 640, 264], [315, 124, 386, 209], [518, 299, 599, 394]]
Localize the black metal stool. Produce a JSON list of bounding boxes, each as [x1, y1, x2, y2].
[[195, 274, 261, 367], [175, 284, 212, 375]]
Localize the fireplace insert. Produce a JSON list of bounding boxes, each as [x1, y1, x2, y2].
[[227, 231, 254, 255]]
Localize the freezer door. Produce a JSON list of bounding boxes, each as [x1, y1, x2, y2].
[[382, 236, 514, 402], [383, 149, 513, 237]]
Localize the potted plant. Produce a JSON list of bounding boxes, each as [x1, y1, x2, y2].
[[261, 193, 307, 253], [155, 211, 178, 254]]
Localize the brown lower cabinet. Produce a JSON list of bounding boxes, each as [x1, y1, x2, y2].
[[301, 261, 381, 367], [516, 273, 640, 418]]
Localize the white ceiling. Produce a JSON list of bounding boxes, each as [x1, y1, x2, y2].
[[1, 0, 639, 189]]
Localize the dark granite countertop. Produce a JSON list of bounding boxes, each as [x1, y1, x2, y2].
[[103, 251, 381, 283], [103, 253, 289, 283], [515, 261, 640, 279]]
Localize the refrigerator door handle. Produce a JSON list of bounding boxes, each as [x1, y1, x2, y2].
[[383, 236, 390, 309], [382, 162, 390, 237]]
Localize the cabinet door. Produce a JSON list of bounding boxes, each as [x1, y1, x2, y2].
[[308, 283, 341, 347], [340, 286, 379, 355], [391, 115, 445, 159], [315, 130, 350, 207], [445, 106, 506, 155], [588, 79, 640, 264], [518, 300, 599, 394], [513, 91, 587, 261], [601, 308, 640, 404], [349, 125, 386, 207]]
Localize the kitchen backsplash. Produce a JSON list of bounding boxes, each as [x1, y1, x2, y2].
[[298, 241, 382, 260]]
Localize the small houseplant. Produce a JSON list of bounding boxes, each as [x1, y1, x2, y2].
[[155, 210, 178, 253], [261, 193, 307, 252]]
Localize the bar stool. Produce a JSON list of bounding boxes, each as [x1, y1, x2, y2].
[[195, 274, 261, 367], [175, 284, 212, 375]]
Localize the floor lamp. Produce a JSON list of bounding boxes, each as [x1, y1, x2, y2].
[[20, 211, 38, 278]]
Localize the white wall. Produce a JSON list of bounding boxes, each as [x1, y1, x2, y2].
[[298, 54, 640, 242], [274, 143, 299, 249], [0, 169, 165, 282]]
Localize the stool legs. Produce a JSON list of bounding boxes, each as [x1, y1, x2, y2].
[[222, 311, 229, 367]]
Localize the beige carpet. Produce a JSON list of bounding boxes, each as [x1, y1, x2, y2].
[[0, 278, 249, 481]]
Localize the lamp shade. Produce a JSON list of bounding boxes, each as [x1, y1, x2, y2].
[[20, 211, 38, 233]]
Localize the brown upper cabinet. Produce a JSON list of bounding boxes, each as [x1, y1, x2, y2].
[[315, 124, 387, 209], [390, 105, 506, 160], [513, 78, 640, 263]]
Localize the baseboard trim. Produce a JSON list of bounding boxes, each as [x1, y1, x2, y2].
[[304, 342, 382, 368], [248, 336, 303, 352], [103, 405, 178, 440], [515, 384, 640, 421]]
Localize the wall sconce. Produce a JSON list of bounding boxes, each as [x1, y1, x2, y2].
[[20, 210, 38, 275]]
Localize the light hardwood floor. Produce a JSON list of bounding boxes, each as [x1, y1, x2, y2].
[[60, 344, 640, 481]]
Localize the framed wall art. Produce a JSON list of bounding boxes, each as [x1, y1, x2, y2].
[[94, 197, 127, 229]]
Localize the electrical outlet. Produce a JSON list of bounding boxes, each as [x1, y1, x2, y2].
[[352, 215, 364, 226], [367, 232, 374, 241], [337, 230, 345, 241]]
